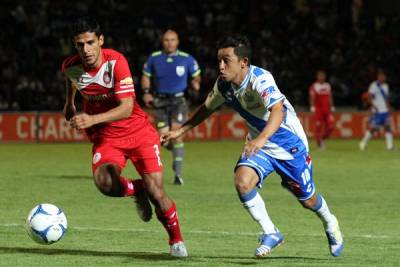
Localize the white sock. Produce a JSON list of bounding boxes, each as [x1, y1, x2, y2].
[[361, 131, 372, 145], [241, 190, 276, 234], [385, 132, 393, 150], [313, 195, 337, 233]]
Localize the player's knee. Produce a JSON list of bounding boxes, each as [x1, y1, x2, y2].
[[93, 164, 121, 197], [234, 178, 253, 195], [300, 195, 317, 210]]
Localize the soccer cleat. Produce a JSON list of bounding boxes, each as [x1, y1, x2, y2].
[[132, 191, 152, 222], [326, 216, 344, 257], [174, 176, 184, 185], [359, 141, 366, 151], [170, 241, 188, 257], [255, 232, 284, 257]]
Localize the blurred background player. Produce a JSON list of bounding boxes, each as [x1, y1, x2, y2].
[[309, 70, 335, 149], [141, 29, 201, 185], [359, 69, 394, 151], [62, 17, 187, 257], [162, 36, 343, 258]]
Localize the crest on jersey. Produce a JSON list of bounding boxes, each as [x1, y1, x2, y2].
[[93, 152, 102, 164], [103, 71, 111, 84], [176, 66, 185, 76]]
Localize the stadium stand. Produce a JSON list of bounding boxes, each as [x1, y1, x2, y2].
[[0, 0, 399, 111]]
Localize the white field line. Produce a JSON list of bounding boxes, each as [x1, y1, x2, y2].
[[1, 223, 397, 240]]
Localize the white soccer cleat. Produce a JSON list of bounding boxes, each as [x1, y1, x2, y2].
[[132, 191, 152, 222], [170, 241, 188, 257], [359, 141, 366, 151], [325, 215, 344, 257]]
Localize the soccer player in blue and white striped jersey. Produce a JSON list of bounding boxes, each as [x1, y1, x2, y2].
[[162, 35, 343, 258], [360, 69, 394, 150]]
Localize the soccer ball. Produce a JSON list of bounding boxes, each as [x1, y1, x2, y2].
[[25, 203, 68, 244]]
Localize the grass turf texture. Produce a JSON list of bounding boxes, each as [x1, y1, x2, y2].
[[0, 140, 399, 266]]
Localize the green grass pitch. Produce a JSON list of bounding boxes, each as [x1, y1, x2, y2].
[[0, 140, 399, 266]]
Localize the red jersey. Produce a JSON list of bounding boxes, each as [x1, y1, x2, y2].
[[62, 49, 152, 142], [309, 82, 332, 112]]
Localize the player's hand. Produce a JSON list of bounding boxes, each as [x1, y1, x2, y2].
[[242, 137, 265, 158], [143, 93, 154, 108], [63, 103, 76, 121], [331, 106, 336, 112], [70, 113, 95, 130], [310, 106, 315, 113], [160, 129, 184, 145]]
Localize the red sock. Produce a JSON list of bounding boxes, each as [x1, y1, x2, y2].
[[156, 202, 183, 245], [119, 177, 144, 197]]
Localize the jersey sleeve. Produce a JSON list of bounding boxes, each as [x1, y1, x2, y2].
[[114, 54, 135, 100], [142, 55, 153, 77], [254, 73, 285, 109], [204, 79, 225, 110], [188, 55, 201, 77]]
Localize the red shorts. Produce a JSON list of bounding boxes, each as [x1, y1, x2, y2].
[[91, 127, 163, 175], [314, 110, 334, 128]]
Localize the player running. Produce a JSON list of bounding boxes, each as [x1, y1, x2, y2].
[[162, 36, 343, 258], [62, 17, 187, 257], [360, 69, 394, 151], [309, 70, 335, 149]]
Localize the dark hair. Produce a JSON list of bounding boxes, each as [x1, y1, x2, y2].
[[71, 16, 102, 37], [216, 35, 252, 64]]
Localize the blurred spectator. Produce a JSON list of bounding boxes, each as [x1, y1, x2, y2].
[[0, 0, 399, 111]]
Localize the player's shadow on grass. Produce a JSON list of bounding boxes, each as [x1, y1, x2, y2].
[[196, 255, 329, 265], [0, 246, 177, 261], [50, 175, 92, 180]]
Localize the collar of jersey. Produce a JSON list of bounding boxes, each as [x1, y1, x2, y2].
[[83, 50, 106, 73], [163, 49, 179, 57], [232, 66, 252, 92]]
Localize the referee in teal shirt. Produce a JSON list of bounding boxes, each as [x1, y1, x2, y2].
[[141, 29, 201, 185]]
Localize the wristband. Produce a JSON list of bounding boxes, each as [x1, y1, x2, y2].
[[142, 88, 151, 94]]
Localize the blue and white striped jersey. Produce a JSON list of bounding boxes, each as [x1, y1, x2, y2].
[[368, 81, 389, 113], [205, 65, 308, 160]]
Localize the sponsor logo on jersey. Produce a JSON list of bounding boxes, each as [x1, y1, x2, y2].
[[176, 66, 185, 76], [261, 86, 276, 99], [81, 92, 114, 102]]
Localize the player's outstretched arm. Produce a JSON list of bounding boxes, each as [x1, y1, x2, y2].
[[161, 103, 214, 144]]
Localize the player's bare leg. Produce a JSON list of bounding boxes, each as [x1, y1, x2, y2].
[[93, 163, 152, 222], [234, 166, 283, 257], [301, 193, 343, 257], [142, 172, 187, 257]]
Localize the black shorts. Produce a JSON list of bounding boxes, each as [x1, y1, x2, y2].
[[153, 94, 188, 129]]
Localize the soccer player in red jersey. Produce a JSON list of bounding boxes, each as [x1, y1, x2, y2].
[[309, 70, 335, 149], [62, 17, 187, 257]]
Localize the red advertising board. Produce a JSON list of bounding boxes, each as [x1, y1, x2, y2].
[[0, 111, 399, 142]]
